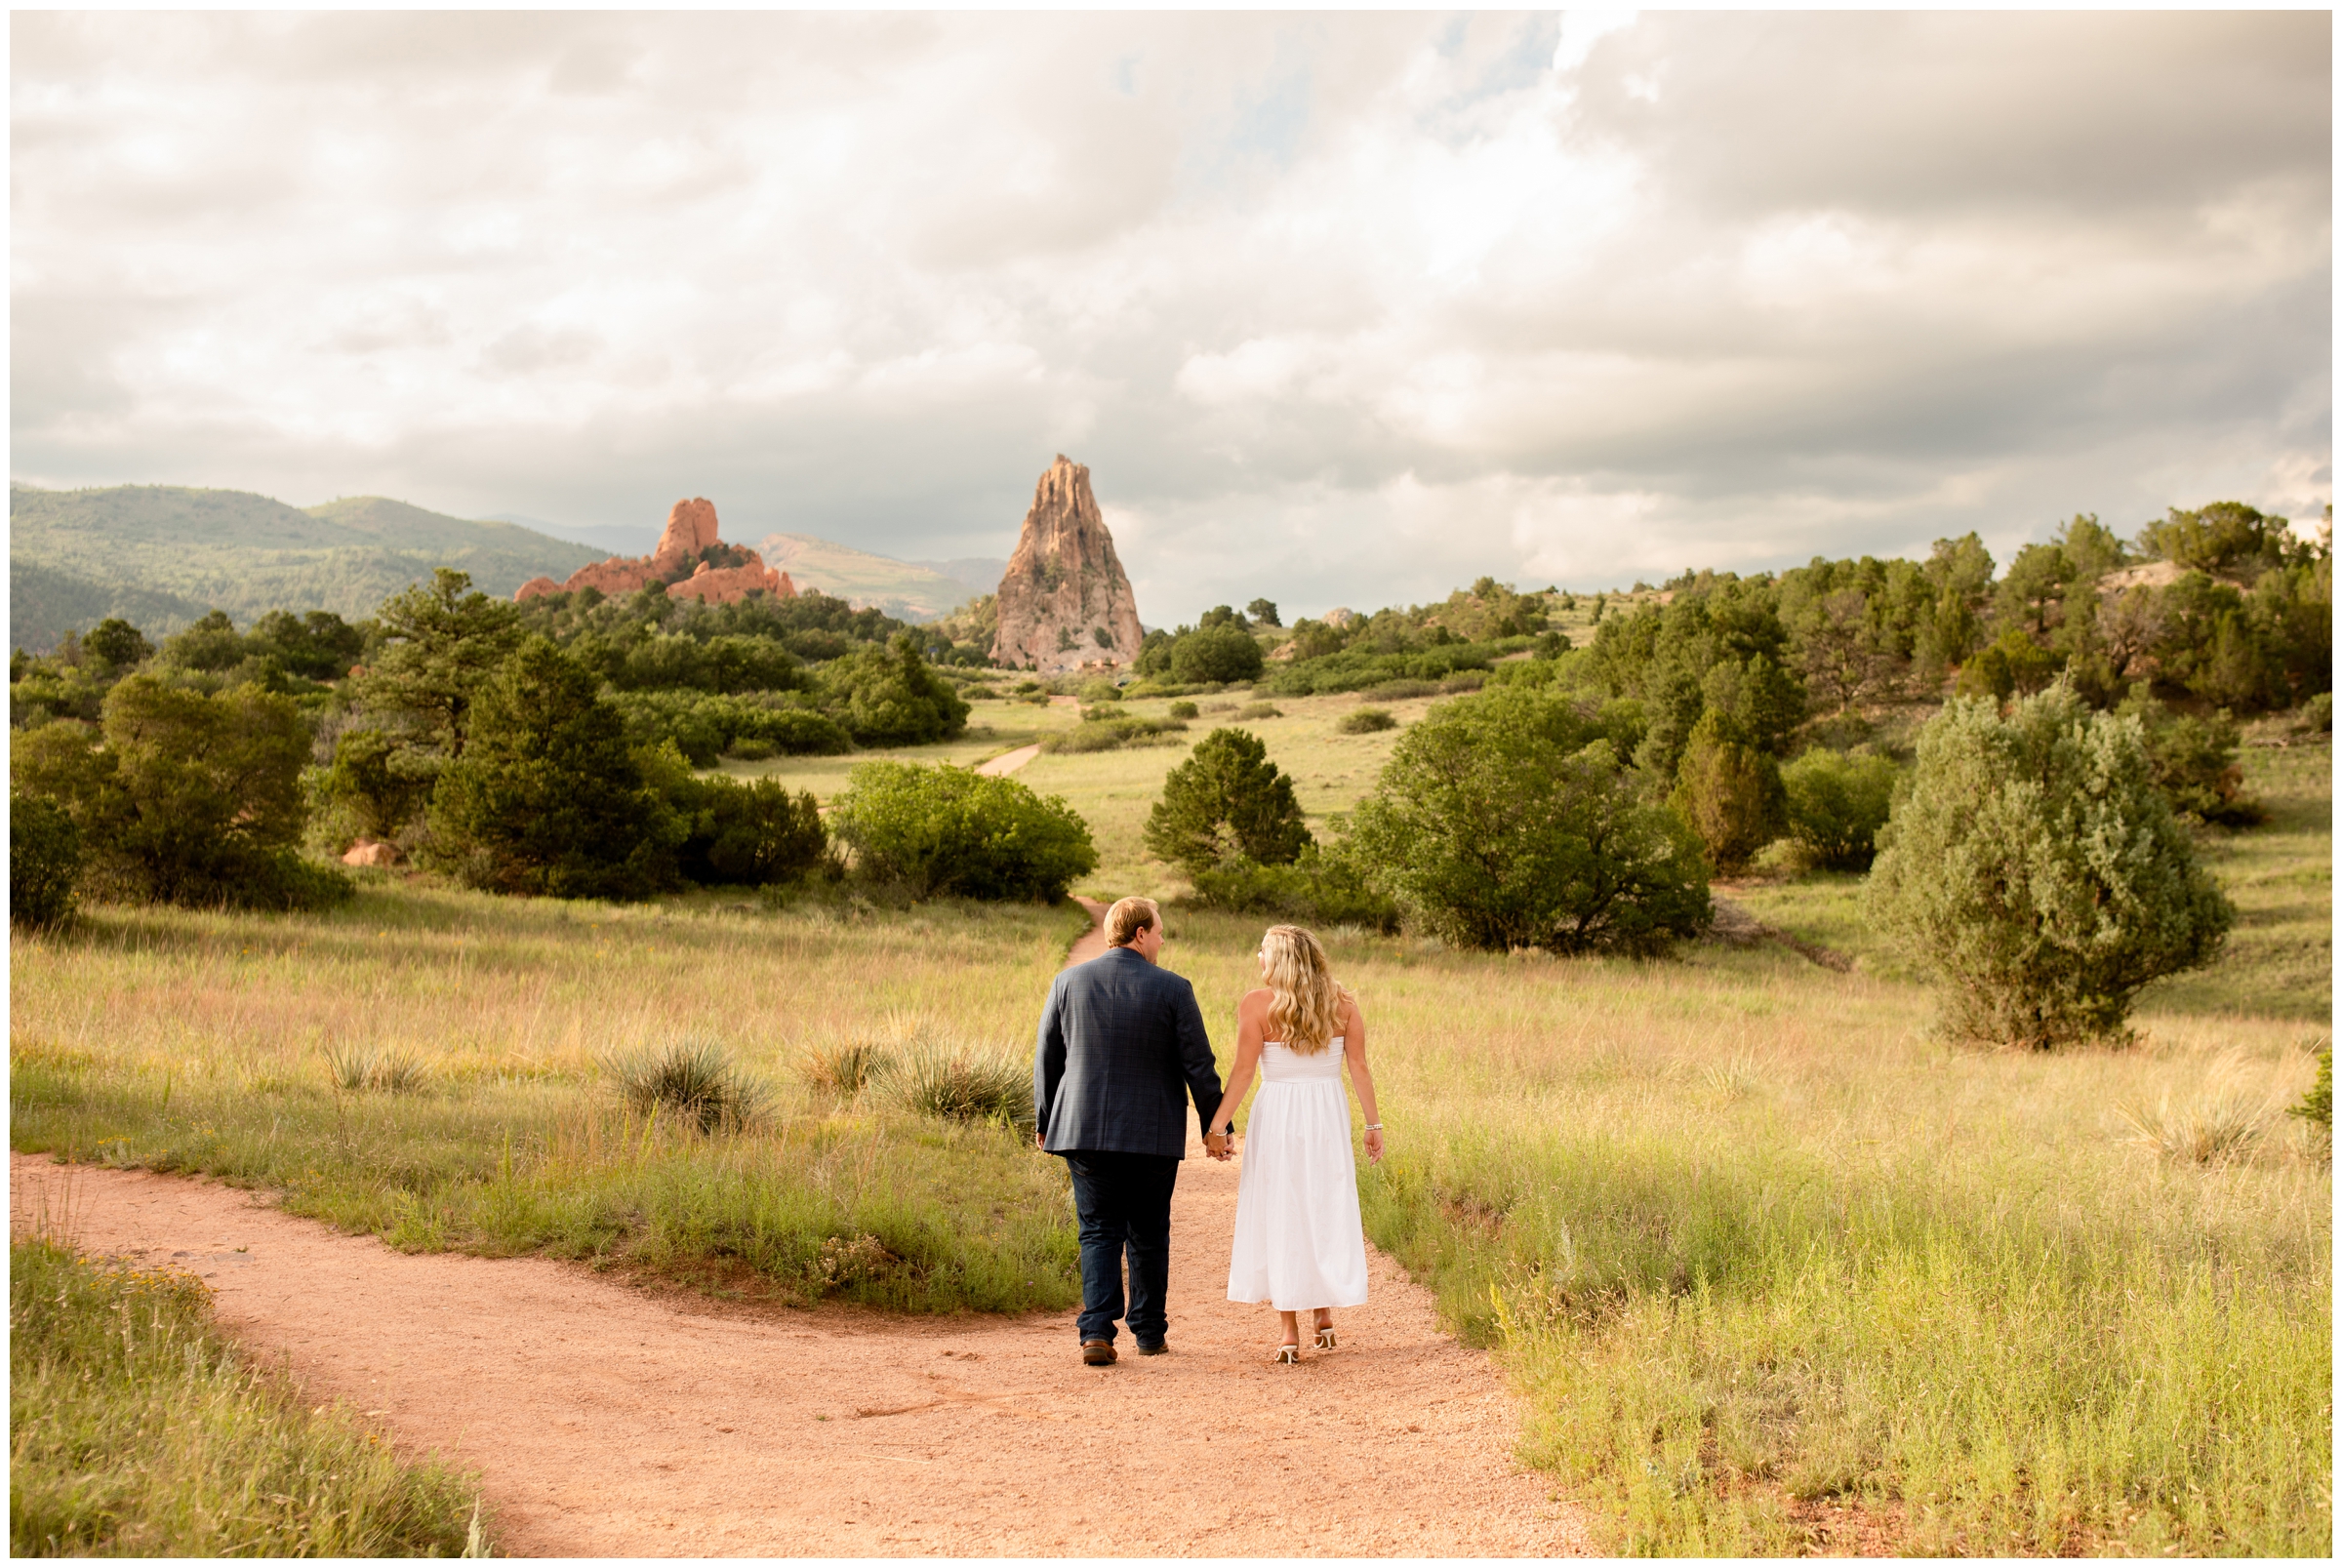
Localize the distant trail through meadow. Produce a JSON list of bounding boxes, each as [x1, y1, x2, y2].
[[10, 901, 1584, 1557]]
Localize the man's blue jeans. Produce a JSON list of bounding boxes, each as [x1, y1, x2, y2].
[[1059, 1151, 1180, 1347]]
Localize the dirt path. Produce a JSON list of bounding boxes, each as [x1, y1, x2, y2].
[[975, 743, 1043, 778], [9, 905, 1586, 1557]]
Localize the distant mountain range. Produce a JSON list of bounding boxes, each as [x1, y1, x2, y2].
[[9, 484, 1009, 652], [9, 485, 604, 652]]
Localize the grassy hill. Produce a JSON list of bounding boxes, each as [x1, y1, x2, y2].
[[754, 532, 998, 623], [9, 485, 603, 650]]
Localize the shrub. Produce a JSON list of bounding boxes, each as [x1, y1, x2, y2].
[[1781, 747, 1900, 870], [1143, 729, 1312, 877], [1044, 715, 1188, 753], [667, 774, 829, 887], [1077, 679, 1123, 704], [892, 1044, 1034, 1127], [1667, 712, 1785, 875], [1362, 677, 1439, 700], [2118, 695, 2265, 826], [10, 791, 82, 929], [603, 1040, 765, 1133], [1348, 684, 1711, 955], [1867, 684, 2235, 1048], [325, 1045, 429, 1094], [611, 690, 853, 767], [426, 638, 681, 900], [1336, 707, 1397, 734], [2294, 691, 2331, 733], [1168, 623, 1266, 684], [829, 761, 1098, 901], [11, 676, 351, 911], [819, 633, 970, 746], [1234, 702, 1283, 720], [1183, 845, 1400, 933], [312, 728, 438, 849], [2290, 1045, 2331, 1130], [1167, 700, 1200, 719]]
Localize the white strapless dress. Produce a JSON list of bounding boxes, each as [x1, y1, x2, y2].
[[1226, 1039, 1369, 1310]]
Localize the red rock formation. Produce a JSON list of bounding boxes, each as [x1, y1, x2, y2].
[[989, 456, 1144, 671], [514, 498, 798, 607]]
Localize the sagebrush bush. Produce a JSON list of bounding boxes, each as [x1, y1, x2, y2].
[[10, 790, 82, 929], [1867, 683, 2234, 1048], [603, 1040, 766, 1133], [1349, 684, 1710, 954], [1667, 711, 1785, 875], [1182, 845, 1400, 933], [1234, 702, 1283, 720], [1336, 707, 1397, 734], [830, 761, 1097, 901], [1781, 746, 1899, 869], [1143, 729, 1311, 876]]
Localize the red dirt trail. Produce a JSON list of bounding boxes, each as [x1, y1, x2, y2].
[[9, 902, 1587, 1557]]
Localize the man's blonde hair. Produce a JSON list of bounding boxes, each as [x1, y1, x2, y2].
[[1105, 896, 1161, 947]]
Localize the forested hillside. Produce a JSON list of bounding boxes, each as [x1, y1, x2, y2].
[[9, 484, 602, 650]]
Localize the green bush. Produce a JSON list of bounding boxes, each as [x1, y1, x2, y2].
[[426, 637, 681, 900], [311, 727, 438, 849], [1167, 623, 1266, 684], [1143, 729, 1312, 877], [1043, 714, 1188, 754], [2289, 1046, 2331, 1130], [667, 774, 829, 887], [1336, 707, 1397, 734], [610, 690, 853, 767], [9, 1238, 481, 1556], [1781, 746, 1900, 870], [2295, 691, 2332, 733], [11, 676, 351, 911], [1667, 711, 1785, 875], [10, 791, 82, 929], [819, 633, 970, 746], [1234, 702, 1283, 720], [1348, 684, 1711, 954], [1183, 845, 1400, 933], [1076, 679, 1123, 704], [2118, 695, 2266, 826], [829, 761, 1097, 901], [1867, 684, 2235, 1048], [1167, 700, 1200, 719]]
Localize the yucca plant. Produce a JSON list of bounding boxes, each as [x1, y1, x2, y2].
[[893, 1044, 1034, 1128], [324, 1045, 429, 1094], [798, 1039, 894, 1101], [602, 1040, 766, 1134]]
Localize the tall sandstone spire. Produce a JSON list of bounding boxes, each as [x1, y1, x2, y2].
[[990, 456, 1144, 671]]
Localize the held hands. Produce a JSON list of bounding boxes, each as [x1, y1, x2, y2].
[[1204, 1128, 1235, 1161]]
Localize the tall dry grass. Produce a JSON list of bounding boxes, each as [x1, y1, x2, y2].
[[10, 887, 1093, 1312], [1166, 908, 2330, 1554]]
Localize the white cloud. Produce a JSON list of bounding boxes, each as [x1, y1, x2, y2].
[[9, 10, 2328, 623]]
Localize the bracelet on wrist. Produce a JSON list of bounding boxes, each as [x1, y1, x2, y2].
[[1364, 1123, 1383, 1131]]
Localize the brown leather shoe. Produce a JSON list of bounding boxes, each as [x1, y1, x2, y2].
[[1081, 1339, 1116, 1366]]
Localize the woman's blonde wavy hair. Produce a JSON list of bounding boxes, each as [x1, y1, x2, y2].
[[1260, 925, 1350, 1055]]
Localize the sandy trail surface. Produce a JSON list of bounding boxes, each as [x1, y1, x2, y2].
[[9, 905, 1585, 1558], [974, 743, 1043, 778]]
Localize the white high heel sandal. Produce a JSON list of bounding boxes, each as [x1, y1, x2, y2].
[[1274, 1342, 1301, 1365], [1313, 1325, 1337, 1351]]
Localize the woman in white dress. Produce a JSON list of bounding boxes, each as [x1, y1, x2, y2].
[[1208, 924, 1385, 1364]]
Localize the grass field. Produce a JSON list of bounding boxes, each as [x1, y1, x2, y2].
[[10, 1231, 485, 1555], [12, 694, 2329, 1554]]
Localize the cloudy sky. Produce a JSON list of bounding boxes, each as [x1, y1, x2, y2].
[[11, 9, 2331, 623]]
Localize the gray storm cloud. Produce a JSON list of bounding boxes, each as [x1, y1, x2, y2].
[[9, 10, 2328, 622]]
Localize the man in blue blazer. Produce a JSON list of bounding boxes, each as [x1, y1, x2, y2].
[[1033, 895, 1229, 1365]]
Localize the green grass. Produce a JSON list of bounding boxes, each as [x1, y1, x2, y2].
[[1159, 908, 2330, 1555], [10, 887, 1093, 1313], [10, 1234, 485, 1556], [1733, 735, 2333, 1022]]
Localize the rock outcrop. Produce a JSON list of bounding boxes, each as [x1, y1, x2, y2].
[[989, 457, 1144, 671], [342, 840, 399, 867], [515, 498, 797, 606]]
